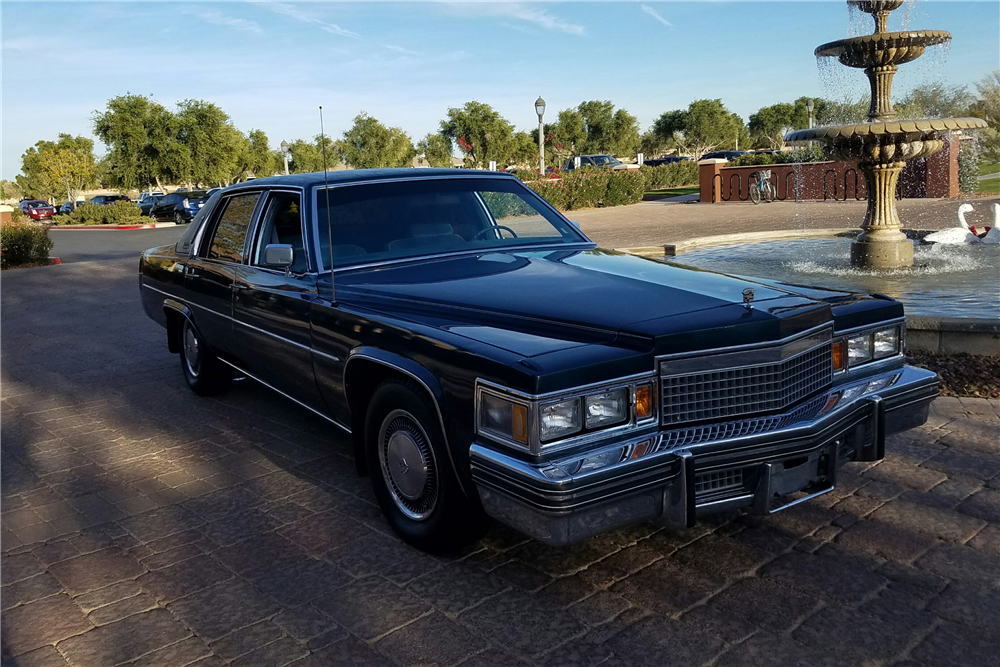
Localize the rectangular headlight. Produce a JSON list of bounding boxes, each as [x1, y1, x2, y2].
[[873, 327, 899, 359], [847, 334, 872, 366], [584, 387, 629, 429], [480, 392, 528, 445], [539, 398, 581, 442]]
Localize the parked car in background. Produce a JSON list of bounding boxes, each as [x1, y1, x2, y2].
[[89, 194, 132, 206], [139, 192, 165, 216], [149, 191, 210, 224], [699, 150, 749, 162], [206, 188, 223, 198], [643, 156, 693, 167], [19, 200, 55, 221], [138, 168, 937, 552], [564, 155, 635, 171], [58, 201, 79, 215]]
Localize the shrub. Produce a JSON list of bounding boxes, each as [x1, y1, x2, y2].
[[1, 221, 53, 269], [639, 162, 699, 190], [526, 179, 569, 210], [58, 201, 142, 225], [730, 146, 827, 167], [605, 170, 646, 206], [562, 168, 610, 209]]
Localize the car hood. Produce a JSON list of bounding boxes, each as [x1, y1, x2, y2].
[[336, 249, 836, 357]]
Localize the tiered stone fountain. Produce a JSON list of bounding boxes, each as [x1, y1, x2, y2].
[[786, 0, 987, 269]]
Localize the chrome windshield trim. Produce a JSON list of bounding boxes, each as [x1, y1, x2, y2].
[[324, 243, 597, 275]]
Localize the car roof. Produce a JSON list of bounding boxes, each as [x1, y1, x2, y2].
[[236, 168, 519, 191]]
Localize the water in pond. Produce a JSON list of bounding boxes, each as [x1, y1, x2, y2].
[[670, 237, 1000, 318]]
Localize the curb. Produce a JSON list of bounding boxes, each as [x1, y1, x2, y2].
[[906, 316, 1000, 356], [49, 222, 178, 231]]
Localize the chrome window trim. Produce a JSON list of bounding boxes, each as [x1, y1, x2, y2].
[[195, 190, 266, 263], [142, 283, 340, 363], [476, 373, 658, 456], [309, 174, 591, 274], [246, 187, 314, 274]]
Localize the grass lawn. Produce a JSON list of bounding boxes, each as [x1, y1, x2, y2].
[[644, 185, 700, 197], [977, 178, 1000, 195], [981, 162, 1000, 177]]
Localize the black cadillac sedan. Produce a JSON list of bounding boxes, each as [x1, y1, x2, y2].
[[139, 169, 938, 552]]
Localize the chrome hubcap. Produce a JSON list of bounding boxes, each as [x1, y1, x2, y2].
[[378, 409, 437, 521], [183, 325, 201, 377]]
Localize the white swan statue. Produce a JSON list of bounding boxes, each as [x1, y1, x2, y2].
[[980, 203, 1000, 244], [924, 203, 979, 244]]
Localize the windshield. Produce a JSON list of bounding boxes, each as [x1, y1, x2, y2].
[[25, 201, 48, 208], [591, 156, 621, 165], [316, 177, 587, 269]]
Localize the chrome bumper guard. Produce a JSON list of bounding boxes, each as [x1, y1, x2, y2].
[[470, 365, 937, 546]]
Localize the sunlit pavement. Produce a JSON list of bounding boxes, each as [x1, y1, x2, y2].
[[2, 237, 999, 667]]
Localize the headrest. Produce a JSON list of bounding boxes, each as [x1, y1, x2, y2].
[[411, 222, 453, 237]]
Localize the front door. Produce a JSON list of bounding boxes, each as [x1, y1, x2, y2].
[[232, 189, 323, 408], [184, 191, 261, 355]]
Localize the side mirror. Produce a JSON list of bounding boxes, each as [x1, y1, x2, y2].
[[569, 220, 581, 228], [263, 244, 294, 271]]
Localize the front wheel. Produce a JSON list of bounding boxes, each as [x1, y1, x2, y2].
[[763, 181, 775, 203], [174, 212, 185, 225], [365, 380, 487, 553], [179, 318, 233, 396]]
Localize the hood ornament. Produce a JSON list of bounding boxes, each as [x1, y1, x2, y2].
[[742, 287, 755, 311]]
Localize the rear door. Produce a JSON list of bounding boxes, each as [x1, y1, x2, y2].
[[184, 191, 262, 355], [232, 188, 323, 407]]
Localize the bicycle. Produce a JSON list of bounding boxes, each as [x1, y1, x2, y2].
[[749, 169, 775, 204]]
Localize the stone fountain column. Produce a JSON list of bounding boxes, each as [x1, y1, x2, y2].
[[784, 0, 986, 270]]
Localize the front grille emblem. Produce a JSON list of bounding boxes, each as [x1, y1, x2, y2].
[[742, 287, 755, 311]]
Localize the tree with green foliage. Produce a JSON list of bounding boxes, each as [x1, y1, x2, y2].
[[650, 100, 749, 157], [440, 101, 516, 168], [817, 96, 869, 125], [973, 71, 1000, 161], [93, 94, 186, 191], [748, 103, 796, 149], [0, 180, 23, 202], [417, 133, 453, 168], [575, 100, 641, 156], [174, 99, 247, 186], [242, 130, 279, 179], [897, 83, 975, 120], [339, 113, 415, 169], [15, 134, 98, 204]]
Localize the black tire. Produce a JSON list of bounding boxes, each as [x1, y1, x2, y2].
[[365, 379, 487, 553], [178, 318, 233, 396], [174, 212, 185, 225], [749, 183, 761, 204]]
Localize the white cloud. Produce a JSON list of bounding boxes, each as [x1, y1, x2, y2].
[[264, 3, 358, 38], [382, 44, 423, 56], [641, 4, 673, 28], [449, 3, 585, 36], [199, 11, 262, 34]]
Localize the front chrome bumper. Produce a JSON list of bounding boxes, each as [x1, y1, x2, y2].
[[470, 364, 938, 546]]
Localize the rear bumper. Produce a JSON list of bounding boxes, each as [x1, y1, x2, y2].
[[470, 364, 937, 546]]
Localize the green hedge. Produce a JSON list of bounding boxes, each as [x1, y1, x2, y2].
[[521, 163, 698, 211], [730, 146, 826, 167], [56, 201, 143, 225], [1, 221, 53, 269]]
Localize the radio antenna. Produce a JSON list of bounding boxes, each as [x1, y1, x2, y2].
[[319, 105, 335, 303]]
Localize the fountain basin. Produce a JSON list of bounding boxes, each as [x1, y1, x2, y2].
[[816, 30, 951, 68], [786, 118, 988, 144]]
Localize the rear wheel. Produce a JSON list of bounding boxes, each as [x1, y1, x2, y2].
[[174, 212, 185, 225], [365, 379, 487, 553], [749, 182, 761, 204], [179, 318, 232, 396]]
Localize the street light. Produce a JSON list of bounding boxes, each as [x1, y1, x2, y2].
[[806, 99, 815, 150], [280, 140, 290, 175], [535, 96, 546, 175]]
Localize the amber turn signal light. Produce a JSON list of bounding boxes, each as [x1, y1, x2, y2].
[[832, 341, 846, 373], [635, 384, 653, 421], [512, 404, 528, 444]]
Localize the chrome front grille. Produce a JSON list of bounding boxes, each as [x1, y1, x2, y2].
[[695, 469, 743, 497], [660, 339, 832, 426]]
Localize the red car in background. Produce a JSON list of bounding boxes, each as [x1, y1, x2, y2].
[[19, 200, 55, 221]]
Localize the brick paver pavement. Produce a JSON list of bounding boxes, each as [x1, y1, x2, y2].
[[3, 244, 999, 667]]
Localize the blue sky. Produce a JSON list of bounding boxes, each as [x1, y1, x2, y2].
[[2, 1, 998, 179]]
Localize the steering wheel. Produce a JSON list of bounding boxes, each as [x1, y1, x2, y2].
[[472, 225, 518, 241]]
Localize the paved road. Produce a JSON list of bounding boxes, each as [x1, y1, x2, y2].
[[2, 231, 999, 666], [49, 227, 184, 264]]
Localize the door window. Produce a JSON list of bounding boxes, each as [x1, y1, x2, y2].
[[480, 191, 561, 239], [252, 192, 308, 273], [203, 192, 260, 263]]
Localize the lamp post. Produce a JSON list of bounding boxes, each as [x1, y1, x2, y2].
[[535, 96, 546, 175], [280, 140, 290, 175], [806, 99, 815, 149]]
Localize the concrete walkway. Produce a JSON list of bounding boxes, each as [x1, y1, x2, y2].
[[2, 226, 1000, 667]]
